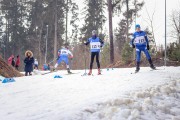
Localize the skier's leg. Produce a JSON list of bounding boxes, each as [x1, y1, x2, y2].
[[65, 57, 71, 74], [143, 48, 156, 69], [135, 48, 141, 72], [53, 57, 62, 71], [89, 52, 95, 75], [96, 52, 101, 74]]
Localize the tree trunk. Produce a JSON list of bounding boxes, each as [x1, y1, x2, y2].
[[126, 0, 129, 42], [54, 0, 58, 64], [107, 0, 114, 64], [0, 56, 23, 78]]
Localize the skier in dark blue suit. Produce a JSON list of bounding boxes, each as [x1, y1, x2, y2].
[[85, 30, 104, 75], [130, 24, 156, 73]]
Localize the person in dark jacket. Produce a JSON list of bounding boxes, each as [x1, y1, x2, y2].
[[11, 57, 15, 67], [24, 50, 34, 76]]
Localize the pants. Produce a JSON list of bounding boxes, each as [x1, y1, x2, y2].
[[136, 46, 151, 62], [90, 52, 100, 69], [55, 56, 69, 69], [57, 56, 69, 65], [34, 64, 38, 69]]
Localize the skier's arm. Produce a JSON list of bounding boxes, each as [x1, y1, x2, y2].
[[84, 39, 90, 45], [57, 50, 61, 60], [100, 39, 104, 47], [130, 34, 135, 48], [68, 50, 73, 57], [144, 32, 150, 50], [144, 32, 149, 45]]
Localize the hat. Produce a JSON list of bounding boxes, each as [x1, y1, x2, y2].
[[135, 24, 141, 29], [25, 50, 33, 57], [92, 30, 97, 36]]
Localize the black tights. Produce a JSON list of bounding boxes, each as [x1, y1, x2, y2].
[[90, 52, 100, 69]]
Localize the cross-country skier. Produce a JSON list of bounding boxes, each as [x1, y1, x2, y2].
[[53, 45, 73, 74], [85, 30, 104, 75], [130, 24, 156, 73]]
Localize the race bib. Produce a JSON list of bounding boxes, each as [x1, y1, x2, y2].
[[61, 50, 68, 55], [134, 36, 146, 44], [90, 42, 101, 50]]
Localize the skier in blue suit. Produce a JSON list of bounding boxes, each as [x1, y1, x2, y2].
[[130, 24, 156, 73], [53, 45, 73, 74], [85, 30, 104, 75]]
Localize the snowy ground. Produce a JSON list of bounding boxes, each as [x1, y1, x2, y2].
[[0, 67, 180, 120]]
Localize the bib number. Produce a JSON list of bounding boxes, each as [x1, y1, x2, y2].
[[61, 50, 67, 55], [90, 42, 100, 50], [134, 36, 146, 44]]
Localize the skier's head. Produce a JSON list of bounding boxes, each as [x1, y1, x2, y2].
[[64, 43, 69, 49], [135, 24, 141, 31], [92, 30, 97, 38]]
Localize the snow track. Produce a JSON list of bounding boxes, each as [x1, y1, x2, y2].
[[0, 67, 180, 120]]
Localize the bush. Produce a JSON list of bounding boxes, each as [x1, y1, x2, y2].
[[121, 42, 133, 64], [167, 42, 180, 62]]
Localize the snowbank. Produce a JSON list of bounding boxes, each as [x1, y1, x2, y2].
[[79, 79, 180, 120]]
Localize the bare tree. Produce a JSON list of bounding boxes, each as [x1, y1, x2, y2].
[[170, 10, 180, 44], [143, 5, 158, 53]]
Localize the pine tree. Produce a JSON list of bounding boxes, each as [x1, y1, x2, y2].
[[81, 0, 106, 40], [1, 0, 28, 59]]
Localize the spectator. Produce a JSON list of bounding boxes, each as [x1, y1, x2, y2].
[[11, 57, 15, 67], [15, 55, 20, 70], [34, 59, 38, 70], [24, 50, 34, 76], [8, 55, 14, 65]]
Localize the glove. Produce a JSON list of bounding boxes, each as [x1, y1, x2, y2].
[[132, 44, 135, 48], [147, 45, 150, 50], [69, 55, 73, 60]]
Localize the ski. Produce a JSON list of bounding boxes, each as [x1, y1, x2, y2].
[[130, 71, 138, 74], [65, 72, 80, 75], [81, 73, 102, 76], [150, 68, 165, 71], [41, 71, 55, 75]]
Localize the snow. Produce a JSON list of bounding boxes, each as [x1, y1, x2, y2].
[[0, 67, 180, 120]]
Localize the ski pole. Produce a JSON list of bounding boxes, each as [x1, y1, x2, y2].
[[48, 59, 57, 64]]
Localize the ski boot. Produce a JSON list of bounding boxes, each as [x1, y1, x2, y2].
[[135, 62, 140, 73], [148, 59, 156, 70], [52, 68, 56, 71], [88, 69, 92, 75], [98, 68, 101, 75], [67, 68, 72, 74]]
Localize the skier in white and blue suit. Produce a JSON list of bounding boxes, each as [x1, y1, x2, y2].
[[130, 24, 156, 73], [85, 30, 104, 75], [54, 45, 73, 74]]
